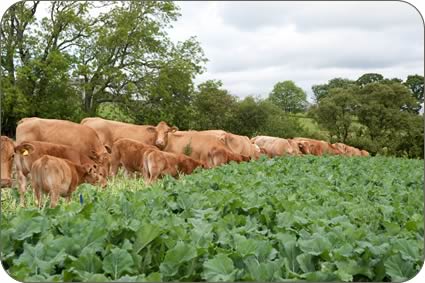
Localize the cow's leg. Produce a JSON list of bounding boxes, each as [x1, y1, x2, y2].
[[32, 182, 42, 208], [17, 169, 27, 207], [50, 191, 60, 208], [110, 160, 120, 177]]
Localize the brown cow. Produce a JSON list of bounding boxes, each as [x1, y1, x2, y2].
[[14, 141, 108, 206], [31, 155, 99, 208], [164, 131, 250, 168], [360, 150, 370, 157], [203, 130, 261, 159], [1, 136, 15, 187], [143, 149, 205, 183], [333, 143, 365, 157], [110, 138, 158, 177], [207, 146, 250, 167], [16, 118, 110, 173], [81, 117, 177, 150], [251, 136, 299, 157], [293, 138, 342, 156]]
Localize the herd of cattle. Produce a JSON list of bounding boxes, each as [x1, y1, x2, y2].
[[0, 117, 369, 208]]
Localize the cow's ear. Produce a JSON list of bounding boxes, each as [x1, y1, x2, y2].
[[16, 143, 35, 156], [104, 145, 112, 154], [170, 126, 178, 133], [147, 126, 156, 133]]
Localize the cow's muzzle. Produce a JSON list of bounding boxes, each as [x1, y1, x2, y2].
[[1, 179, 12, 188]]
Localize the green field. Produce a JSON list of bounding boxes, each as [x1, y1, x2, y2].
[[1, 156, 423, 282]]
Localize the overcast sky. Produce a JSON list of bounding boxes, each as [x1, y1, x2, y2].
[[167, 1, 424, 101]]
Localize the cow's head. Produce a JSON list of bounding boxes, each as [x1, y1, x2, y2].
[[89, 149, 111, 179], [1, 136, 15, 187], [297, 141, 310, 154], [154, 121, 178, 150], [333, 143, 347, 155]]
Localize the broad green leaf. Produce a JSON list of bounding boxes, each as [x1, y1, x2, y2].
[[384, 254, 416, 282], [102, 247, 135, 279], [298, 234, 331, 256], [71, 249, 103, 275], [393, 239, 420, 261], [134, 223, 162, 253], [233, 234, 258, 257], [84, 273, 110, 282], [282, 240, 301, 273], [159, 241, 197, 277], [202, 254, 237, 282], [302, 271, 339, 281], [297, 253, 315, 273], [244, 256, 277, 281]]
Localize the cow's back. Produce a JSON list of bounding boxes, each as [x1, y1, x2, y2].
[[16, 118, 105, 157], [165, 131, 225, 163], [82, 117, 157, 147]]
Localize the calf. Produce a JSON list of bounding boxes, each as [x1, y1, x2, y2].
[[110, 138, 158, 177], [207, 146, 250, 167], [31, 155, 99, 208], [143, 149, 205, 183], [1, 136, 15, 187], [14, 141, 107, 206]]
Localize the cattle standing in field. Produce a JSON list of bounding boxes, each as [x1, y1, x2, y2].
[[31, 155, 99, 208], [251, 136, 300, 157], [202, 130, 262, 159], [16, 118, 110, 173], [1, 136, 15, 187], [14, 141, 108, 206], [81, 117, 178, 150], [143, 149, 205, 183], [164, 131, 250, 168], [110, 138, 158, 177]]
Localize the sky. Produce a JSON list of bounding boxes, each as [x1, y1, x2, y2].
[[0, 1, 423, 103], [167, 1, 424, 101]]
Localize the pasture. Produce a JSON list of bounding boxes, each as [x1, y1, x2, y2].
[[1, 155, 423, 282]]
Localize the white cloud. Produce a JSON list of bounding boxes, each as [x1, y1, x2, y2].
[[168, 1, 424, 101]]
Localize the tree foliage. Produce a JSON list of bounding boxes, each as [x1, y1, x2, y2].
[[312, 88, 359, 143], [311, 73, 423, 158], [0, 1, 206, 135], [268, 80, 307, 113]]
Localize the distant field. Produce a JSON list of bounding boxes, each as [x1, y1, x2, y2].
[[291, 113, 366, 140], [1, 155, 423, 282]]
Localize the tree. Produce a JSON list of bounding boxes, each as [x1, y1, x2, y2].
[[268, 80, 307, 113], [191, 80, 237, 131], [1, 1, 207, 135], [312, 88, 359, 143], [404, 74, 424, 113], [356, 81, 418, 155], [312, 78, 355, 102], [227, 96, 269, 137], [258, 100, 305, 138], [356, 73, 384, 87]]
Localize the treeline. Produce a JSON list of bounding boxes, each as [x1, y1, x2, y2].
[[310, 73, 424, 158], [1, 1, 423, 158]]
